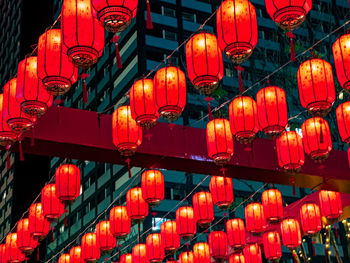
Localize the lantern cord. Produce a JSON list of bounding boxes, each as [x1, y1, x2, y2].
[[30, 127, 35, 147], [111, 35, 123, 69], [6, 146, 11, 170], [80, 71, 90, 104], [126, 158, 132, 178], [204, 97, 213, 121], [19, 139, 24, 161], [234, 65, 244, 93], [138, 222, 141, 244], [36, 247, 40, 261], [286, 21, 296, 62], [146, 0, 153, 30]]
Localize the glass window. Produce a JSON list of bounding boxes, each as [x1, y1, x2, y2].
[[182, 12, 196, 23], [163, 6, 176, 17], [163, 30, 177, 41]]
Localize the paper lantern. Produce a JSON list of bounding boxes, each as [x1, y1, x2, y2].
[[120, 254, 133, 263], [16, 218, 38, 254], [280, 218, 301, 249], [192, 192, 214, 227], [245, 203, 266, 234], [58, 254, 70, 263], [300, 203, 322, 234], [262, 231, 281, 261], [276, 131, 304, 171], [160, 221, 180, 253], [55, 164, 81, 204], [319, 190, 343, 219], [146, 233, 164, 263], [333, 33, 350, 90], [69, 246, 82, 263], [5, 234, 26, 263], [126, 187, 149, 221], [176, 206, 196, 240], [109, 206, 131, 238], [132, 244, 147, 263], [0, 94, 17, 146], [243, 244, 262, 263], [229, 253, 245, 263], [261, 189, 283, 223], [81, 233, 100, 263], [141, 170, 164, 207], [179, 251, 194, 263], [209, 176, 234, 209], [226, 218, 245, 249], [41, 184, 65, 222], [0, 245, 6, 263], [28, 203, 50, 241], [96, 221, 116, 253], [336, 102, 350, 143], [208, 231, 228, 261], [193, 243, 210, 263]]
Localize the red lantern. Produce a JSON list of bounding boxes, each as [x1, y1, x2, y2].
[[245, 203, 266, 234], [333, 33, 350, 90], [129, 78, 159, 128], [261, 189, 283, 223], [319, 190, 343, 219], [276, 131, 305, 171], [280, 218, 301, 249], [120, 254, 132, 263], [179, 251, 194, 263], [55, 164, 81, 204], [96, 221, 116, 253], [58, 254, 70, 263], [297, 58, 335, 116], [229, 96, 259, 144], [109, 206, 131, 238], [206, 119, 234, 166], [37, 29, 78, 95], [256, 86, 287, 135], [154, 66, 186, 121], [262, 231, 281, 261], [301, 117, 332, 161], [216, 0, 258, 64], [193, 243, 210, 263], [192, 192, 214, 227], [141, 170, 164, 207], [81, 233, 100, 263], [41, 184, 65, 222], [16, 56, 53, 118], [208, 231, 227, 261], [209, 176, 234, 209], [243, 244, 262, 263], [132, 244, 147, 263], [0, 94, 17, 146], [146, 233, 164, 263], [167, 261, 178, 263], [29, 203, 50, 241], [5, 233, 26, 263], [112, 105, 142, 156], [336, 102, 350, 143], [226, 218, 245, 249], [61, 0, 105, 68], [69, 246, 82, 263], [126, 187, 149, 221], [176, 206, 196, 240], [229, 253, 245, 263], [16, 218, 38, 254], [0, 244, 6, 263], [300, 203, 322, 234], [186, 32, 224, 95], [160, 221, 180, 253]]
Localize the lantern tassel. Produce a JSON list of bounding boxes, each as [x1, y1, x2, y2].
[[6, 152, 11, 170], [334, 225, 339, 239], [312, 241, 316, 256], [82, 80, 88, 104], [204, 97, 213, 121], [36, 247, 40, 261], [31, 127, 35, 147], [146, 0, 153, 30], [235, 65, 244, 93], [111, 35, 123, 69], [126, 158, 132, 178], [286, 23, 296, 62], [19, 140, 24, 161], [64, 209, 68, 227], [51, 227, 54, 242], [290, 177, 296, 196]]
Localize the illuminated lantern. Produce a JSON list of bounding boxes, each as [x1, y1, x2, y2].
[[301, 117, 332, 161], [146, 233, 164, 263], [193, 243, 210, 263], [41, 184, 65, 222], [154, 66, 186, 121], [91, 0, 138, 33], [256, 86, 287, 135], [112, 105, 142, 156], [179, 251, 194, 263], [29, 203, 50, 241], [297, 58, 335, 116], [276, 131, 304, 171], [141, 170, 164, 207], [0, 94, 17, 146], [0, 244, 6, 263], [319, 190, 343, 219], [245, 203, 266, 234], [216, 0, 258, 64], [333, 33, 350, 90], [209, 176, 233, 210], [206, 119, 234, 166], [61, 0, 104, 68], [336, 102, 350, 143], [120, 254, 133, 263], [300, 203, 322, 234], [226, 218, 245, 249], [186, 32, 224, 95], [243, 244, 262, 263], [16, 56, 53, 118], [126, 187, 149, 221], [16, 218, 38, 254], [69, 246, 82, 263], [5, 234, 26, 263], [109, 206, 131, 238], [96, 221, 116, 253], [208, 231, 228, 261], [58, 254, 70, 263], [55, 164, 81, 204], [229, 96, 259, 144], [192, 192, 214, 227], [160, 221, 180, 253], [37, 29, 78, 95], [132, 244, 147, 263], [280, 218, 302, 249], [262, 231, 281, 261], [176, 206, 196, 240], [261, 189, 283, 223], [3, 78, 33, 133], [167, 261, 178, 263], [229, 253, 245, 263], [81, 233, 100, 263]]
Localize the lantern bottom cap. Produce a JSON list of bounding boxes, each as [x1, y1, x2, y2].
[[273, 6, 307, 30], [307, 101, 332, 117], [130, 216, 146, 223], [135, 114, 158, 129], [198, 221, 213, 229], [117, 142, 139, 156], [180, 234, 195, 241], [21, 100, 48, 118], [230, 245, 245, 251], [19, 247, 35, 255], [42, 76, 72, 96], [310, 150, 330, 161], [146, 199, 162, 208], [32, 233, 47, 241], [67, 46, 99, 69], [193, 76, 220, 95], [45, 215, 61, 223], [113, 233, 129, 240], [215, 202, 233, 211], [225, 42, 254, 64], [158, 105, 183, 121], [234, 131, 256, 144], [267, 217, 282, 224], [164, 248, 178, 255], [97, 6, 133, 33], [100, 247, 115, 255], [8, 118, 33, 134], [211, 153, 232, 166], [0, 131, 17, 146], [262, 125, 285, 136], [282, 163, 303, 172]]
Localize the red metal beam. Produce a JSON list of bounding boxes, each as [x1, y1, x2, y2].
[[9, 106, 350, 193]]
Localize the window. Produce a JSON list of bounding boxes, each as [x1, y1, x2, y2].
[[152, 218, 168, 231], [182, 12, 196, 23], [163, 30, 177, 41], [163, 6, 176, 17]]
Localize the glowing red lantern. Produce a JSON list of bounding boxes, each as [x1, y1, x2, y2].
[[262, 231, 281, 261], [109, 206, 131, 238], [81, 233, 100, 262], [243, 244, 261, 263], [209, 176, 233, 209], [206, 119, 234, 165], [146, 233, 164, 263], [16, 218, 38, 254], [229, 253, 245, 263], [336, 102, 350, 143], [319, 190, 343, 219], [29, 203, 50, 241], [176, 206, 196, 240], [55, 164, 81, 204], [261, 189, 283, 223], [280, 218, 301, 249], [229, 96, 259, 144], [0, 94, 17, 146], [5, 234, 26, 263], [297, 58, 335, 116], [96, 221, 116, 253], [276, 131, 305, 171], [301, 117, 332, 161], [193, 243, 210, 263], [192, 192, 214, 227], [333, 33, 350, 90], [300, 203, 322, 234], [41, 184, 65, 222], [160, 221, 180, 253], [112, 105, 142, 156], [132, 244, 147, 263], [58, 254, 70, 263], [69, 246, 82, 263], [126, 187, 149, 221], [245, 203, 266, 234], [216, 0, 258, 64], [226, 218, 245, 249], [0, 244, 6, 263], [208, 231, 227, 261], [141, 170, 164, 207], [154, 66, 186, 121], [37, 29, 78, 95], [61, 0, 105, 68], [120, 254, 132, 263], [186, 32, 224, 95], [179, 251, 194, 263], [256, 86, 287, 135]]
